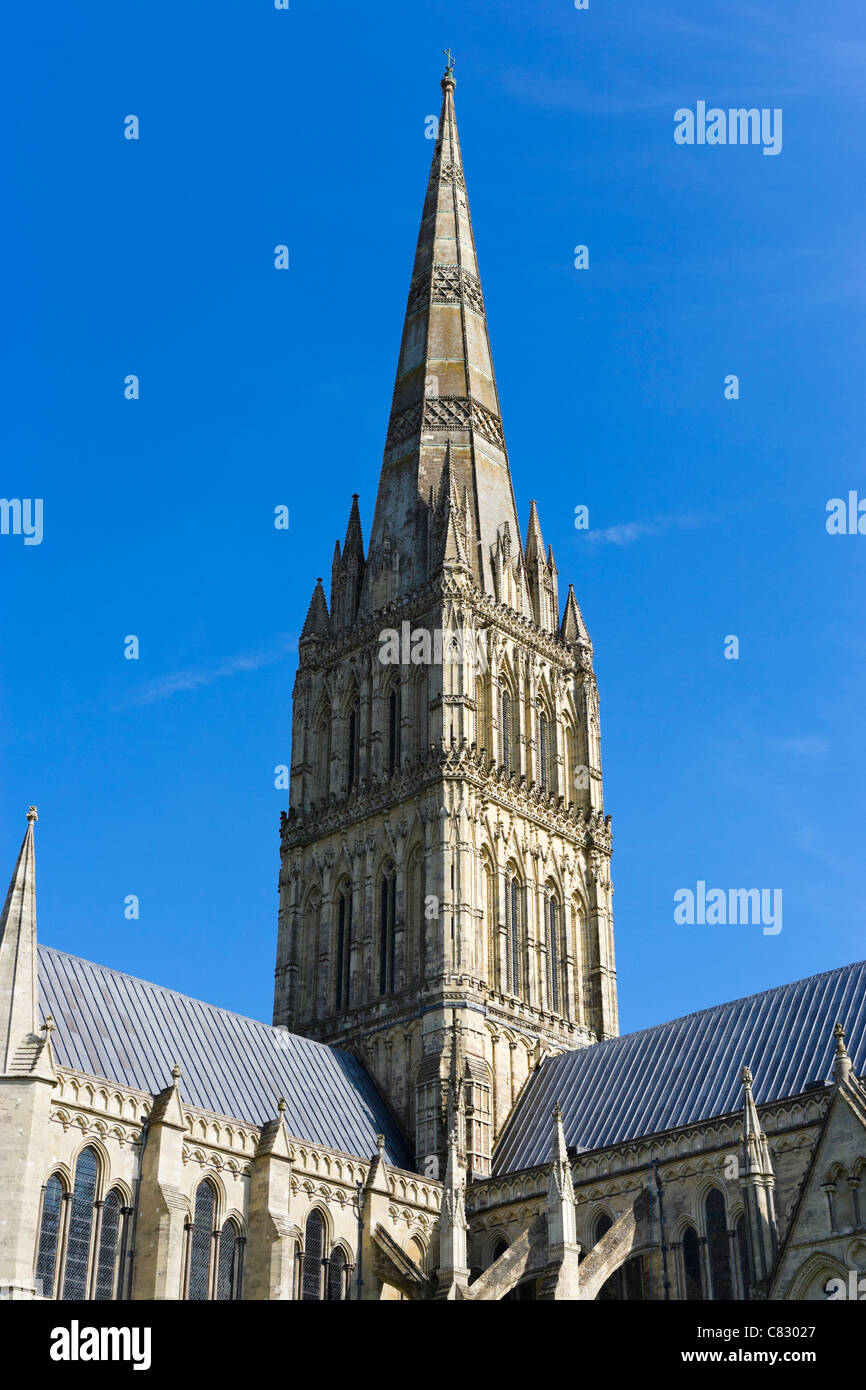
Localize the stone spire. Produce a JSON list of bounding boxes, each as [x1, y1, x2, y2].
[[331, 495, 366, 631], [739, 1065, 778, 1287], [431, 441, 470, 574], [560, 583, 590, 646], [299, 578, 331, 642], [361, 62, 522, 607], [546, 1102, 577, 1248], [524, 501, 559, 634], [436, 1079, 469, 1298], [0, 807, 40, 1073]]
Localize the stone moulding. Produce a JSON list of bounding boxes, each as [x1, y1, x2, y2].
[[282, 746, 612, 850]]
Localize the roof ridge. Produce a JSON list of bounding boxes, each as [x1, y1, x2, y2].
[[555, 959, 866, 1059], [37, 943, 334, 1049]]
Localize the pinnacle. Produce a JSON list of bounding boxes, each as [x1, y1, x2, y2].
[[0, 807, 40, 1072], [560, 584, 590, 645], [300, 577, 331, 640], [343, 494, 364, 558], [525, 500, 545, 565]]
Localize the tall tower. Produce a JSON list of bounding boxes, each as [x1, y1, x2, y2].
[[273, 64, 617, 1180]]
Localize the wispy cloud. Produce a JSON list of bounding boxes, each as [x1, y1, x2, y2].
[[769, 736, 830, 756], [792, 825, 844, 870], [581, 512, 708, 547], [124, 640, 297, 707]]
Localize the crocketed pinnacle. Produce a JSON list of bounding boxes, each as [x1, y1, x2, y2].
[[0, 808, 39, 1072]]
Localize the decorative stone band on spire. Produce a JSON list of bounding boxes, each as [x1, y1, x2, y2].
[[385, 397, 505, 452], [407, 264, 482, 317]]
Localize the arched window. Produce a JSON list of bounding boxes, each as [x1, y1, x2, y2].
[[705, 1189, 732, 1300], [94, 1188, 123, 1300], [546, 896, 560, 1014], [187, 1181, 216, 1301], [538, 712, 548, 788], [62, 1147, 99, 1300], [35, 1174, 64, 1299], [623, 1255, 646, 1300], [387, 681, 400, 775], [303, 890, 322, 1024], [476, 676, 489, 754], [593, 1214, 619, 1299], [335, 881, 353, 1011], [735, 1213, 751, 1300], [483, 858, 497, 988], [500, 688, 512, 772], [506, 874, 521, 995], [302, 1211, 325, 1301], [580, 904, 599, 1031], [346, 697, 360, 791], [327, 1245, 348, 1301], [563, 723, 577, 802], [463, 1065, 492, 1178], [216, 1220, 242, 1301], [682, 1225, 703, 1300], [490, 1237, 509, 1263], [378, 863, 397, 995]]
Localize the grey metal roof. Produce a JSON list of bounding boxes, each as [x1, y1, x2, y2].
[[493, 960, 866, 1175], [37, 945, 412, 1169]]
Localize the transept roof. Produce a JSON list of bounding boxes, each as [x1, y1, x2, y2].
[[37, 944, 412, 1168], [493, 959, 866, 1173]]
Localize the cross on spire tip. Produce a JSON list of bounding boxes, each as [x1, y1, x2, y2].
[[441, 48, 456, 92]]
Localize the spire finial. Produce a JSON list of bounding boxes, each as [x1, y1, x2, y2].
[[277, 1096, 287, 1116], [171, 1061, 182, 1084], [27, 806, 38, 823], [833, 1021, 852, 1083], [441, 49, 456, 92]]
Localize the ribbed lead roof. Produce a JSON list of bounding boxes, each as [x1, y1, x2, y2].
[[493, 960, 866, 1174], [37, 945, 412, 1168]]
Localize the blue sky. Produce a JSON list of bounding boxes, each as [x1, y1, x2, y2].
[[3, 0, 865, 1033]]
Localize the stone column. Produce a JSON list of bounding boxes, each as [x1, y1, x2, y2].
[[317, 871, 333, 1020], [849, 1177, 862, 1229], [698, 1235, 712, 1299], [244, 1102, 295, 1300], [496, 864, 508, 995], [0, 1063, 56, 1299], [87, 1199, 105, 1299], [727, 1228, 743, 1300], [131, 1068, 189, 1301], [524, 869, 539, 1010], [393, 849, 406, 993], [563, 893, 577, 1023], [670, 1241, 683, 1300]]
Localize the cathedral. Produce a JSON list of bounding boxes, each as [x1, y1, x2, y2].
[[1, 64, 864, 1304]]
